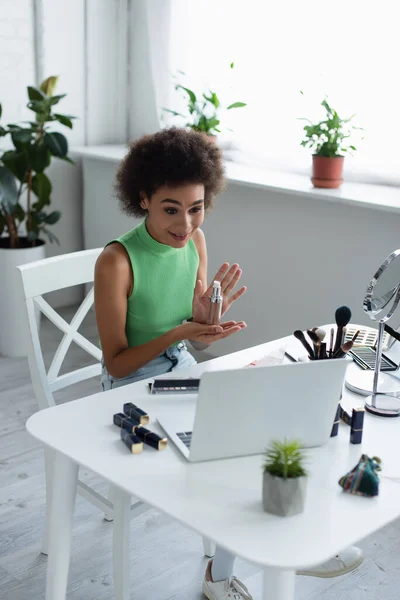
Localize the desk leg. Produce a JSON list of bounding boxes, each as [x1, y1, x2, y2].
[[41, 447, 55, 555], [45, 451, 78, 600], [262, 567, 295, 600], [113, 487, 131, 600]]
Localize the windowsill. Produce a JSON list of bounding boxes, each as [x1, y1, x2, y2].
[[72, 145, 400, 215]]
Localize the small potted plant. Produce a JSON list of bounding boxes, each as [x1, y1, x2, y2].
[[299, 98, 361, 189], [0, 75, 75, 356], [163, 63, 246, 140], [262, 439, 307, 517]]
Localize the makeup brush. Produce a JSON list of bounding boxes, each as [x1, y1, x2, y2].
[[384, 323, 400, 343], [329, 327, 335, 358], [307, 329, 321, 358], [314, 328, 326, 359], [319, 342, 327, 360], [333, 306, 352, 354], [341, 326, 347, 346], [293, 330, 315, 359], [334, 340, 354, 359], [352, 329, 361, 344]]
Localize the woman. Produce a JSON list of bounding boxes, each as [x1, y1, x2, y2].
[[94, 128, 362, 600]]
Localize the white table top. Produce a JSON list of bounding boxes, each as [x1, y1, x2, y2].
[[26, 336, 400, 571]]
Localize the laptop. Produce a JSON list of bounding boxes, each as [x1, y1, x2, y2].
[[156, 358, 348, 462]]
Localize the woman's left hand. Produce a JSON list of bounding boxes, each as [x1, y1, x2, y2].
[[192, 262, 246, 324]]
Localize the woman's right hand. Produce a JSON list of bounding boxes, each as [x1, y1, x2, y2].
[[178, 320, 247, 344]]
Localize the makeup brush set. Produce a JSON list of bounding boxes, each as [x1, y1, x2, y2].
[[293, 306, 357, 361], [113, 403, 168, 454]]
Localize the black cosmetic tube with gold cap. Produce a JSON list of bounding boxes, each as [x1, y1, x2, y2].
[[123, 403, 149, 425], [120, 428, 143, 454], [135, 425, 168, 451], [113, 412, 141, 433], [350, 407, 365, 444]]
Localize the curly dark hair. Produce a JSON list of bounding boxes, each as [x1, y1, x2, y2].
[[115, 127, 226, 217]]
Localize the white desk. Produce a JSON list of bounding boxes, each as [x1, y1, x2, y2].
[[26, 336, 400, 600]]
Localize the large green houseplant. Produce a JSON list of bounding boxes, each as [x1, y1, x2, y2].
[[0, 75, 75, 248], [0, 76, 75, 358], [163, 63, 246, 138], [299, 98, 360, 189]]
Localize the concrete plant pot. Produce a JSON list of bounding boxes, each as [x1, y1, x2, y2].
[[262, 471, 307, 517]]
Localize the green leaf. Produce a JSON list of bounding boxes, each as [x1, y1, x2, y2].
[[40, 76, 58, 97], [0, 165, 18, 213], [27, 100, 49, 114], [32, 173, 52, 206], [27, 230, 39, 242], [28, 143, 51, 173], [349, 145, 357, 151], [44, 210, 61, 225], [41, 226, 60, 245], [0, 125, 8, 137], [49, 94, 66, 106], [230, 62, 234, 68], [44, 132, 68, 157], [1, 150, 29, 182], [175, 85, 196, 104], [53, 113, 75, 128], [60, 155, 75, 165], [27, 86, 46, 102], [227, 101, 247, 109], [13, 203, 25, 223], [162, 108, 186, 118], [11, 129, 33, 148]]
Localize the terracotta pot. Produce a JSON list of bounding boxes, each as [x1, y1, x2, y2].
[[312, 155, 344, 189]]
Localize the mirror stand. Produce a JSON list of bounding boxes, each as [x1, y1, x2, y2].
[[365, 321, 400, 416], [345, 249, 400, 416]]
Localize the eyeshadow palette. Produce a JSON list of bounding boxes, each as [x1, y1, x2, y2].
[[150, 378, 200, 394], [349, 346, 398, 371]]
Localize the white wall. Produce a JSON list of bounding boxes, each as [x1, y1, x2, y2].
[[81, 154, 400, 358], [0, 0, 35, 125]]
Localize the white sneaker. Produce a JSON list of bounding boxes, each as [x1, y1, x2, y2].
[[297, 546, 364, 578], [202, 560, 253, 600]]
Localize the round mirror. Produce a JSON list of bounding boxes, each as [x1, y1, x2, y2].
[[363, 249, 400, 321], [346, 249, 400, 416]]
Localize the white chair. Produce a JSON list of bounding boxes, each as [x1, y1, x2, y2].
[[18, 249, 215, 599]]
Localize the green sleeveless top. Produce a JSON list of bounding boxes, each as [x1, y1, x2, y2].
[[110, 220, 199, 347]]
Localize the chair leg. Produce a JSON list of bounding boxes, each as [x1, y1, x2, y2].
[[41, 447, 55, 555], [104, 483, 115, 521], [113, 486, 131, 600], [202, 537, 216, 558]]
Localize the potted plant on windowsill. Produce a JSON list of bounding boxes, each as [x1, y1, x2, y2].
[[163, 62, 246, 140], [299, 98, 361, 189], [262, 439, 307, 517], [0, 75, 75, 357]]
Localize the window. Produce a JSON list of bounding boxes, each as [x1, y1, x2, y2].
[[165, 0, 399, 184]]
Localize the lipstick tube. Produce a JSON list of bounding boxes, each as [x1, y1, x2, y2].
[[350, 408, 365, 444], [113, 412, 141, 432], [123, 402, 149, 425], [330, 403, 341, 437], [207, 281, 222, 325], [135, 426, 168, 451], [120, 429, 143, 454]]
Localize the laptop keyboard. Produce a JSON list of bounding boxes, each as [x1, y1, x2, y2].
[[177, 431, 192, 449]]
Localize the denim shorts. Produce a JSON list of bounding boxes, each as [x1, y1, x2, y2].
[[101, 341, 197, 391]]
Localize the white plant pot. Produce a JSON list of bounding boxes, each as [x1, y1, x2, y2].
[[0, 240, 45, 357], [262, 471, 307, 517]]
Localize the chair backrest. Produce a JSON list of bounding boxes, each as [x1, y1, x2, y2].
[[18, 248, 103, 410]]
